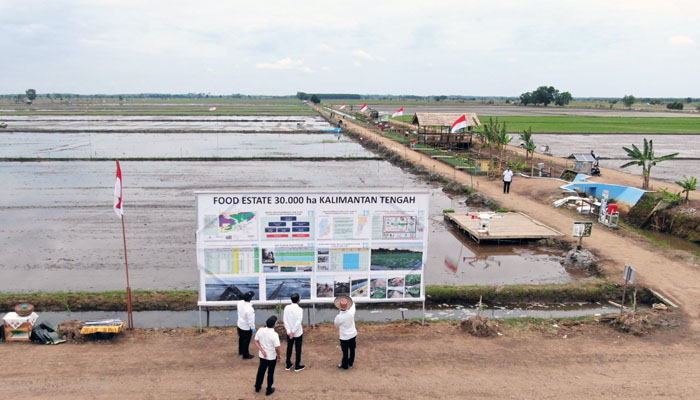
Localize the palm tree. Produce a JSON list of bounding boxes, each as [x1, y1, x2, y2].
[[674, 175, 697, 203], [620, 138, 679, 189], [495, 122, 511, 174], [519, 127, 536, 159]]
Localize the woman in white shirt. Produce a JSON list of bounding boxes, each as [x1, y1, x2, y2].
[[333, 296, 357, 370]]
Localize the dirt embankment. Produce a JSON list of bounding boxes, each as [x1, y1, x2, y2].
[[316, 105, 700, 332], [2, 319, 698, 399]]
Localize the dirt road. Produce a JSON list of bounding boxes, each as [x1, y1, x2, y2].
[[3, 322, 699, 399], [322, 108, 700, 332]]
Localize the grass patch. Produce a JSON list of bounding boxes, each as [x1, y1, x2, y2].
[[478, 116, 700, 134]]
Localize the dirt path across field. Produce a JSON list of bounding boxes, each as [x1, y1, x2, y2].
[[320, 107, 700, 332], [2, 322, 699, 399]]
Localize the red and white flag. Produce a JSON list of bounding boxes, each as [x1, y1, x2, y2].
[[114, 160, 124, 218], [209, 105, 217, 111], [392, 107, 404, 117], [359, 103, 368, 112], [450, 114, 467, 133], [339, 104, 346, 110]]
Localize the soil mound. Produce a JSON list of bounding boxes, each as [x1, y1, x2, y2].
[[612, 312, 654, 336], [460, 316, 498, 337], [58, 320, 85, 343], [561, 248, 598, 273]]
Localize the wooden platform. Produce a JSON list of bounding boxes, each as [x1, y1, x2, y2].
[[444, 211, 562, 243]]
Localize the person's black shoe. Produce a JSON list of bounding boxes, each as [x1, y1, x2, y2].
[[348, 365, 353, 369], [255, 387, 261, 393], [337, 363, 348, 370], [242, 354, 254, 360], [294, 365, 306, 372], [266, 387, 275, 396], [285, 363, 293, 371]]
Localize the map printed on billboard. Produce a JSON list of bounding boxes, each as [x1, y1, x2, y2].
[[196, 191, 429, 305]]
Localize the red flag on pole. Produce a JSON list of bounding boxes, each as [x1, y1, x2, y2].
[[209, 105, 217, 111], [339, 104, 346, 110], [392, 107, 404, 117], [451, 114, 467, 133], [114, 160, 123, 218], [360, 103, 368, 112]]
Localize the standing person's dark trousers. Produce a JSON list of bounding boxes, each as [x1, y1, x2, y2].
[[255, 358, 277, 393], [286, 335, 303, 369], [503, 180, 511, 194], [238, 327, 253, 357], [339, 336, 356, 369]]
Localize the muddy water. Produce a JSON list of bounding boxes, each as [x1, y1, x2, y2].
[[0, 115, 332, 132], [36, 304, 619, 329], [0, 159, 581, 292], [0, 132, 373, 159], [523, 133, 700, 182]]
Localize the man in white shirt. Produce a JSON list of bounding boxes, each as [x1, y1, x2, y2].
[[283, 293, 305, 372], [503, 166, 514, 194], [254, 316, 281, 396], [333, 296, 357, 370], [237, 291, 256, 360]]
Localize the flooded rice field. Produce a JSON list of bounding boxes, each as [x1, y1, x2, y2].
[[0, 115, 331, 132], [528, 133, 700, 181], [0, 116, 588, 293], [0, 160, 579, 292], [0, 132, 373, 159]]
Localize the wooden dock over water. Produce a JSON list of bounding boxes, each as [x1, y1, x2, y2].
[[444, 211, 562, 243]]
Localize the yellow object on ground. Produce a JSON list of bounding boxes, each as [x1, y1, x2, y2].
[[80, 322, 126, 335]]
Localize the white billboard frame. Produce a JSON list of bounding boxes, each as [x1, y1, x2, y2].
[[195, 189, 429, 307]]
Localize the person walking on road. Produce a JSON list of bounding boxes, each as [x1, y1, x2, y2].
[[503, 166, 514, 194], [333, 295, 357, 370], [254, 316, 281, 396], [237, 291, 256, 360], [283, 293, 305, 372]]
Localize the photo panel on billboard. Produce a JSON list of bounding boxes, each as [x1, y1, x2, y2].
[[265, 275, 312, 301], [205, 275, 260, 302]]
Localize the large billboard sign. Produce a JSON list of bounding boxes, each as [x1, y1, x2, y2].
[[196, 190, 429, 306]]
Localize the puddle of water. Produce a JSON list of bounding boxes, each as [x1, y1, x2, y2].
[[35, 304, 619, 329], [639, 229, 700, 255]]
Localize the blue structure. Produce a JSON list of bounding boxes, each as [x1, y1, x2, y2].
[[561, 174, 647, 207]]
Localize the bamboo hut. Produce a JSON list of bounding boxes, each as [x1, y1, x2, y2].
[[411, 113, 481, 148]]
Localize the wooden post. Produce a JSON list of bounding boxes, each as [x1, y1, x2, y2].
[[620, 280, 628, 314]]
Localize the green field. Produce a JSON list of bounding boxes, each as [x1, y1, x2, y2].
[[392, 115, 700, 134], [370, 251, 423, 270]]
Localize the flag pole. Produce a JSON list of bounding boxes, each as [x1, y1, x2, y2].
[[122, 215, 134, 329], [121, 214, 134, 329]]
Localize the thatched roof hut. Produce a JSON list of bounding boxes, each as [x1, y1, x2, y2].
[[411, 113, 481, 130]]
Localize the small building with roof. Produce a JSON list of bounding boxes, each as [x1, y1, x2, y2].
[[410, 112, 482, 148]]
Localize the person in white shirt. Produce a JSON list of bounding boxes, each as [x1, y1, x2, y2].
[[503, 166, 514, 194], [283, 293, 305, 372], [237, 291, 256, 360], [333, 296, 357, 370], [254, 316, 281, 396]]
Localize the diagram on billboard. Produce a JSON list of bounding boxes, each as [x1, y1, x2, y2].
[[205, 275, 260, 302], [261, 244, 314, 273], [203, 247, 260, 274], [201, 212, 258, 242], [315, 244, 370, 271], [196, 190, 429, 305], [261, 214, 314, 240], [371, 211, 425, 240], [317, 210, 371, 240]]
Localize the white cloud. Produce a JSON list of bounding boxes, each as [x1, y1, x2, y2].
[[352, 50, 375, 61], [256, 58, 308, 71], [668, 35, 694, 46]]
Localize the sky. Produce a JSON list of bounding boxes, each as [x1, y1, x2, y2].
[[1, 0, 698, 97]]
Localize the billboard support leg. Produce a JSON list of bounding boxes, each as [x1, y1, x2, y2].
[[198, 306, 203, 333], [206, 308, 210, 327], [421, 300, 426, 326], [312, 303, 316, 328]]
